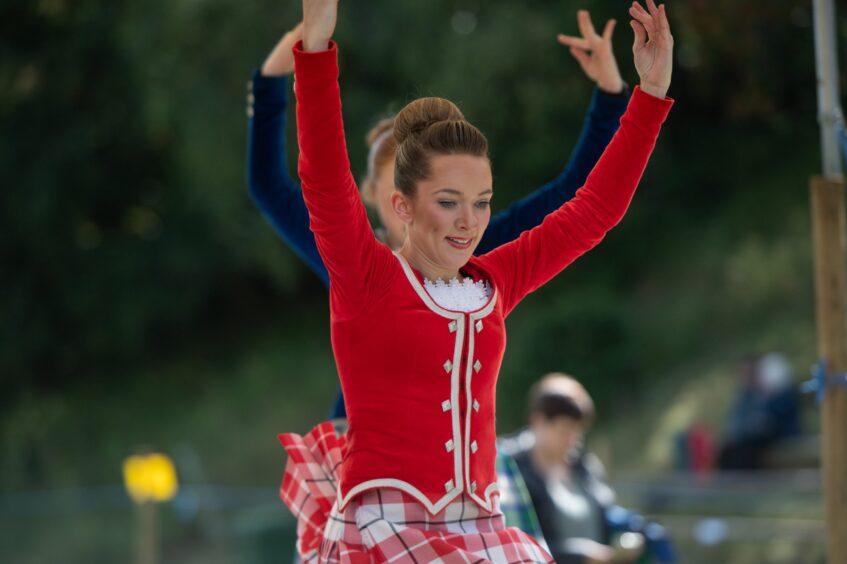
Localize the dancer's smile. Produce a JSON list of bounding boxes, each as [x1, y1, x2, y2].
[[446, 236, 473, 249], [393, 153, 493, 281]]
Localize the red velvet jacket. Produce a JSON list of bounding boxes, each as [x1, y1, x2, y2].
[[293, 42, 673, 515]]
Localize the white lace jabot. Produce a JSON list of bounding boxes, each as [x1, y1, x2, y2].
[[423, 277, 492, 312]]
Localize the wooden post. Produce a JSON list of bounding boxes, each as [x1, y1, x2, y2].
[[135, 500, 157, 564], [124, 451, 177, 564], [810, 176, 847, 563]]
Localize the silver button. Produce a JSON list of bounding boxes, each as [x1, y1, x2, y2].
[[448, 320, 457, 333], [445, 479, 455, 492], [441, 399, 452, 412], [475, 320, 483, 333], [470, 441, 478, 453], [247, 93, 255, 105], [473, 399, 480, 412], [470, 481, 477, 493], [445, 439, 454, 453], [443, 360, 453, 373], [246, 107, 254, 118], [473, 360, 482, 373]]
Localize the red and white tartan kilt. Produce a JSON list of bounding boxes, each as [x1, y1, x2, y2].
[[279, 422, 553, 563]]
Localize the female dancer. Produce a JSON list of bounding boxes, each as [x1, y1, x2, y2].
[[246, 7, 630, 421], [281, 0, 673, 561]]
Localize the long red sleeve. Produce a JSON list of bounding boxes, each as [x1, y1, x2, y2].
[[293, 42, 394, 318], [475, 86, 673, 315]]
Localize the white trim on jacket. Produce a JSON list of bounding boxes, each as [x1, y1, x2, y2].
[[338, 253, 500, 514]]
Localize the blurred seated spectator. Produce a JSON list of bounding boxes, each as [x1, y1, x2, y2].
[[717, 353, 801, 470], [499, 373, 676, 563]]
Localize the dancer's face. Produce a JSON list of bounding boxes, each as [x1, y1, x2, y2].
[[392, 154, 492, 280], [370, 160, 406, 249]]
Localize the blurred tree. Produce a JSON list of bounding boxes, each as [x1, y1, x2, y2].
[[0, 0, 842, 418]]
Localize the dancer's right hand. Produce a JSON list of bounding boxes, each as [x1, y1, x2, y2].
[[302, 0, 339, 52]]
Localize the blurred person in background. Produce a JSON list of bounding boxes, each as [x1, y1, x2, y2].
[[717, 352, 801, 470], [246, 6, 632, 426], [501, 373, 675, 563], [274, 0, 673, 559]]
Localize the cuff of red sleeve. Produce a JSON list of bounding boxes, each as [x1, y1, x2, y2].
[[293, 40, 339, 87], [629, 86, 674, 124]]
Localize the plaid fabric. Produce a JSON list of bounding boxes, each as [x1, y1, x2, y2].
[[279, 422, 553, 563], [495, 450, 546, 546], [279, 422, 347, 560]]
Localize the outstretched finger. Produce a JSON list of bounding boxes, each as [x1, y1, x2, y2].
[[577, 10, 599, 40], [602, 19, 617, 42], [630, 19, 647, 52], [628, 4, 656, 33], [558, 34, 591, 51], [658, 4, 672, 37], [631, 1, 654, 27], [631, 1, 650, 18], [646, 0, 660, 17]]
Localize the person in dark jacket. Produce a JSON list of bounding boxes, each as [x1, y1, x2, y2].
[[507, 373, 675, 563]]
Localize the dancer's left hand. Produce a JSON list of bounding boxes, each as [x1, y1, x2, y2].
[[557, 10, 624, 95], [302, 0, 339, 52], [629, 0, 673, 99]]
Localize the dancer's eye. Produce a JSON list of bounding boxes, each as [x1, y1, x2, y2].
[[438, 201, 457, 209], [475, 200, 490, 209]]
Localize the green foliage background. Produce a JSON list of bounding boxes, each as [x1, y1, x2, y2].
[[0, 0, 844, 560]]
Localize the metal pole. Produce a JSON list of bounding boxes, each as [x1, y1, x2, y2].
[[812, 0, 843, 179]]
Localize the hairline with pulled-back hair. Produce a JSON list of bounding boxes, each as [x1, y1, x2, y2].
[[392, 97, 489, 198]]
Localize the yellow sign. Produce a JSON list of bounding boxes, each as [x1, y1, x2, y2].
[[123, 453, 179, 503]]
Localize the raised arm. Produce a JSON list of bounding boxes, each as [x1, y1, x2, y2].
[[246, 23, 331, 287], [477, 0, 674, 314], [296, 0, 392, 315], [477, 10, 629, 254]]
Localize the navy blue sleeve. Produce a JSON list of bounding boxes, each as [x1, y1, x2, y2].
[[246, 69, 330, 287], [246, 70, 345, 418], [475, 87, 629, 255]]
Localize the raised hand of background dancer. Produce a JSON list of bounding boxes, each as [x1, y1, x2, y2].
[[628, 0, 673, 99], [302, 0, 338, 52], [261, 21, 304, 76], [557, 10, 625, 95]]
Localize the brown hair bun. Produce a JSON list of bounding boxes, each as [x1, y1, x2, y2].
[[392, 98, 465, 145], [393, 97, 488, 196]]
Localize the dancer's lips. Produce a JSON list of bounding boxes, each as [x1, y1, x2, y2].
[[446, 236, 473, 250]]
